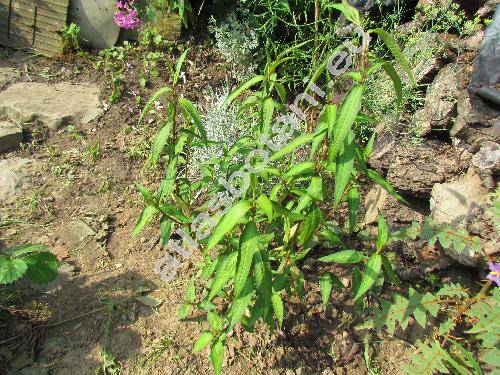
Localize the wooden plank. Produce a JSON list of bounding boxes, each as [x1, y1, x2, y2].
[[10, 5, 66, 27], [11, 0, 67, 17], [11, 11, 65, 32]]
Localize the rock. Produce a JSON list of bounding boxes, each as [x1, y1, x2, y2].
[[0, 121, 23, 152], [0, 65, 18, 86], [471, 141, 500, 190], [450, 91, 500, 153], [477, 0, 499, 18], [430, 168, 489, 266], [413, 64, 469, 136], [364, 185, 427, 225], [70, 0, 121, 50], [0, 157, 32, 204], [385, 140, 464, 198], [404, 33, 451, 84], [0, 82, 102, 129]]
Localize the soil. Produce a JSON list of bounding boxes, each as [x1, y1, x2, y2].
[[0, 39, 417, 375]]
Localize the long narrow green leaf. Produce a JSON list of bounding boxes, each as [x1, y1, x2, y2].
[[334, 130, 355, 206], [354, 253, 382, 301], [328, 84, 363, 165], [150, 121, 173, 168], [382, 62, 403, 109], [192, 331, 214, 354], [206, 201, 253, 251], [210, 338, 224, 375], [370, 29, 416, 85], [173, 49, 190, 86], [178, 97, 208, 143], [132, 205, 159, 238], [261, 97, 275, 136], [138, 86, 172, 125], [366, 169, 409, 205], [208, 252, 238, 300], [224, 75, 266, 106], [271, 293, 284, 329], [269, 133, 315, 162], [234, 222, 259, 299], [348, 186, 360, 233]]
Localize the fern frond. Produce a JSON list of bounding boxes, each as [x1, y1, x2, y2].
[[373, 288, 440, 334], [437, 283, 470, 299], [404, 340, 455, 375]]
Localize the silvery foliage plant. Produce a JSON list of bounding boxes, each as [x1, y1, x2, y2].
[[208, 8, 259, 82]]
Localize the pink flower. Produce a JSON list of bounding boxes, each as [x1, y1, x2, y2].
[[487, 262, 500, 286], [114, 0, 141, 30]]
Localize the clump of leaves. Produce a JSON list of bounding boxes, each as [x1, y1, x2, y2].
[[0, 244, 59, 285]]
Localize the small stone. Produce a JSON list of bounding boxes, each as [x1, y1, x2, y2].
[[0, 157, 32, 204], [0, 121, 23, 153]]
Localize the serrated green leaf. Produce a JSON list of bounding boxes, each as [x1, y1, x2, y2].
[[0, 257, 27, 285], [234, 222, 259, 299], [307, 176, 324, 201], [382, 62, 403, 109], [227, 277, 255, 330], [367, 169, 408, 205], [320, 272, 333, 309], [261, 97, 275, 136], [271, 292, 284, 329], [173, 48, 190, 86], [206, 200, 253, 251], [208, 252, 238, 300], [297, 205, 322, 246], [178, 303, 191, 319], [131, 206, 158, 238], [381, 254, 400, 285]]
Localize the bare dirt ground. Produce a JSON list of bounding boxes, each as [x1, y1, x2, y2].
[[0, 41, 413, 374]]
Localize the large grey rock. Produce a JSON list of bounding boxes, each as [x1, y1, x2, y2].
[[430, 168, 489, 267], [0, 82, 102, 129], [0, 121, 23, 153], [413, 64, 469, 136], [0, 157, 32, 204], [70, 0, 120, 50], [385, 140, 465, 198], [450, 91, 500, 153]]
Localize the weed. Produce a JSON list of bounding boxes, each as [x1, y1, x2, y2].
[[59, 23, 81, 53]]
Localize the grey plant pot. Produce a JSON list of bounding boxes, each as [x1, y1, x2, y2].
[[69, 0, 120, 50]]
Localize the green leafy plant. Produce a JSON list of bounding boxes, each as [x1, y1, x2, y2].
[[133, 4, 498, 374], [59, 23, 81, 54], [0, 244, 59, 285]]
